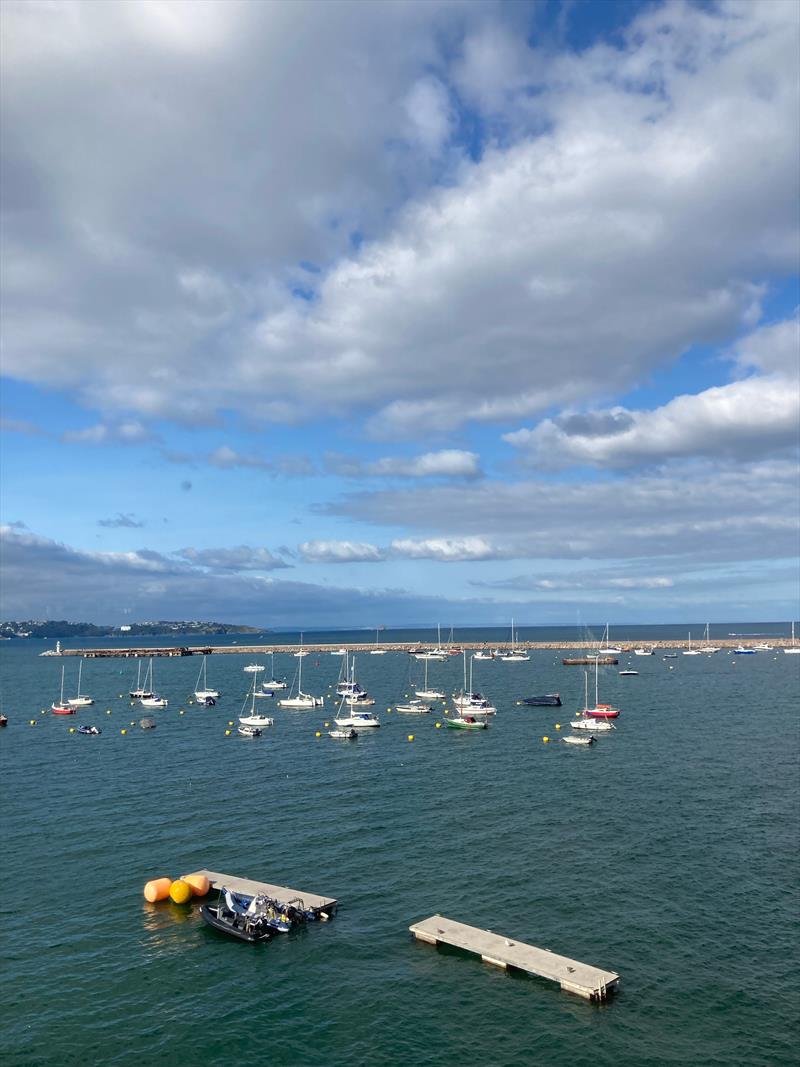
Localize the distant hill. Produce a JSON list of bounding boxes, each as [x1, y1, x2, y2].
[[0, 620, 265, 639]]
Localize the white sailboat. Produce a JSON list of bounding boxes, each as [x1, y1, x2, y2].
[[452, 652, 496, 715], [413, 623, 448, 660], [682, 631, 703, 656], [570, 670, 616, 732], [239, 672, 274, 728], [139, 659, 168, 708], [414, 655, 445, 700], [129, 659, 153, 699], [66, 659, 94, 707], [369, 627, 388, 654], [394, 699, 431, 714], [700, 623, 720, 653], [277, 651, 323, 708], [784, 622, 800, 654], [193, 655, 220, 701], [293, 632, 309, 657], [336, 653, 375, 705], [333, 686, 380, 728], [499, 618, 529, 662], [263, 652, 288, 689]]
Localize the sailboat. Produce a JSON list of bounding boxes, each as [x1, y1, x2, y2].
[[585, 658, 620, 718], [700, 623, 720, 653], [139, 659, 168, 708], [239, 673, 274, 728], [452, 652, 496, 715], [277, 651, 323, 708], [51, 665, 76, 715], [66, 659, 94, 707], [336, 653, 375, 705], [263, 652, 288, 689], [784, 622, 800, 654], [333, 681, 380, 728], [682, 632, 703, 656], [499, 619, 529, 662], [194, 655, 220, 701], [369, 627, 388, 655], [413, 624, 447, 659], [570, 671, 616, 732], [293, 632, 309, 657], [129, 659, 153, 699], [414, 655, 445, 700]]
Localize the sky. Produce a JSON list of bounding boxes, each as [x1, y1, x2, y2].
[[1, 0, 798, 629]]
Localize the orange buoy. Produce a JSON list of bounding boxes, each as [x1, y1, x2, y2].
[[143, 877, 172, 902], [183, 873, 210, 897], [169, 879, 192, 904]]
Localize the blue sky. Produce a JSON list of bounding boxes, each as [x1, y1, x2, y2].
[[1, 0, 798, 627]]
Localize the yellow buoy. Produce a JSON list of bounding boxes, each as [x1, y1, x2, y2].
[[542, 736, 549, 743], [407, 734, 414, 741], [107, 710, 112, 715], [144, 877, 172, 902], [225, 730, 231, 736], [315, 731, 321, 737], [121, 728, 127, 735], [183, 873, 210, 897], [435, 722, 441, 729], [169, 879, 192, 905], [555, 723, 561, 730], [228, 721, 234, 726], [324, 722, 330, 727], [69, 727, 75, 733], [179, 710, 185, 715]]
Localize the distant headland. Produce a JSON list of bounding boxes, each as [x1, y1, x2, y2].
[[0, 620, 265, 639]]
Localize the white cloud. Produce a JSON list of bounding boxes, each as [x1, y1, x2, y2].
[[298, 540, 385, 563], [328, 459, 800, 564], [1, 1, 796, 434], [177, 545, 290, 572], [504, 316, 800, 468], [325, 449, 481, 479], [390, 536, 498, 561], [62, 421, 155, 445]]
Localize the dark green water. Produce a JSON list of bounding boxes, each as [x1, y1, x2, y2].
[[2, 626, 798, 1066]]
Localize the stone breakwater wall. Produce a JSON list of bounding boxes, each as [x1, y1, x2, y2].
[[59, 639, 796, 657]]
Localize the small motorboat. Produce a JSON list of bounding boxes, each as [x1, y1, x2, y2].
[[223, 889, 293, 932], [237, 724, 262, 738], [77, 725, 101, 735], [394, 700, 432, 714], [0, 714, 7, 727], [139, 717, 157, 730], [522, 694, 562, 706], [243, 664, 265, 673], [619, 669, 639, 676], [663, 653, 678, 659], [196, 696, 216, 707], [329, 728, 357, 739], [734, 646, 756, 654], [201, 898, 274, 943], [562, 734, 595, 745]]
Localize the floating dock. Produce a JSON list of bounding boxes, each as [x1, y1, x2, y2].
[[184, 869, 337, 917], [409, 915, 619, 1001]]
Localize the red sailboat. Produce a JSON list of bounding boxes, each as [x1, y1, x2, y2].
[[51, 665, 76, 715]]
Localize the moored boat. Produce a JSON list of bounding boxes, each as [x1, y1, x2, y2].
[[77, 724, 101, 735], [200, 897, 274, 943], [237, 723, 262, 737], [562, 734, 595, 745], [443, 713, 487, 730], [51, 665, 75, 715], [522, 693, 561, 706], [328, 728, 357, 739]]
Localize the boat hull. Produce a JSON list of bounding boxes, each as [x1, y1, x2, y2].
[[522, 694, 562, 706], [200, 904, 273, 943]]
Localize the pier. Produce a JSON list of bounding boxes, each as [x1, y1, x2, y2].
[[409, 914, 619, 1001], [183, 868, 337, 917], [47, 638, 789, 657]]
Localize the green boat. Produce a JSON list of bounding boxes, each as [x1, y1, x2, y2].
[[443, 714, 488, 730]]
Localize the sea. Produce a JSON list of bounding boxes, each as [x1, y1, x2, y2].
[[1, 623, 798, 1067]]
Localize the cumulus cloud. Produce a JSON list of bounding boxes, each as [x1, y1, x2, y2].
[[504, 317, 800, 469], [327, 459, 800, 564], [298, 540, 385, 563], [177, 546, 291, 572], [206, 446, 315, 477], [0, 525, 492, 625], [62, 421, 156, 445], [390, 537, 499, 561], [2, 1, 796, 433], [98, 513, 145, 529], [324, 449, 481, 479]]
